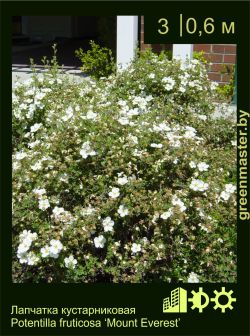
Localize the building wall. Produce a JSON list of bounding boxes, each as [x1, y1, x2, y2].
[[193, 44, 236, 84]]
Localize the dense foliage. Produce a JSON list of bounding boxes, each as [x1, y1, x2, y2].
[[12, 51, 236, 283], [75, 40, 115, 79]]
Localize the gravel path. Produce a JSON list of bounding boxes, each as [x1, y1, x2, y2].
[[12, 65, 88, 88]]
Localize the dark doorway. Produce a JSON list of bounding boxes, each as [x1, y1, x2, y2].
[[12, 16, 116, 67]]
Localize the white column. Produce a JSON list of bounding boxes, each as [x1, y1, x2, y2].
[[116, 16, 138, 70], [173, 44, 193, 63]]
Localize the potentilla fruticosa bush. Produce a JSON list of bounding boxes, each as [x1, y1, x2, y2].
[[12, 51, 237, 283]]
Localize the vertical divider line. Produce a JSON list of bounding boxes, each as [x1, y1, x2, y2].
[[180, 13, 183, 38]]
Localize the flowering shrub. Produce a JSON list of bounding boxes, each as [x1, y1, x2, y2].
[[75, 40, 115, 79], [12, 51, 237, 283]]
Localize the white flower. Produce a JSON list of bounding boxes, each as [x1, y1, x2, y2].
[[131, 243, 141, 254], [184, 127, 197, 139], [118, 100, 127, 107], [173, 158, 179, 164], [13, 161, 21, 171], [188, 272, 199, 283], [64, 255, 78, 269], [118, 117, 130, 125], [188, 81, 196, 88], [51, 207, 74, 225], [102, 217, 115, 232], [190, 179, 209, 192], [31, 161, 42, 171], [81, 205, 96, 216], [19, 103, 28, 110], [86, 111, 97, 120], [231, 140, 237, 146], [58, 173, 68, 183], [219, 184, 236, 202], [148, 73, 155, 79], [211, 81, 219, 90], [15, 151, 27, 160], [127, 108, 140, 117], [50, 239, 63, 251], [118, 205, 129, 217], [62, 106, 73, 122], [80, 141, 97, 159], [179, 86, 186, 93], [94, 235, 106, 248], [52, 206, 65, 217], [197, 162, 209, 172], [186, 126, 196, 132], [197, 114, 207, 121], [172, 195, 186, 212], [189, 161, 196, 168], [225, 184, 236, 194], [162, 77, 175, 90], [198, 209, 205, 217], [49, 239, 63, 258], [19, 230, 37, 242], [49, 251, 59, 259], [162, 76, 173, 83], [133, 149, 143, 157], [27, 252, 39, 266], [108, 187, 120, 199], [26, 107, 35, 119], [220, 191, 231, 201], [127, 134, 138, 145], [150, 143, 163, 148], [167, 134, 181, 147], [40, 245, 50, 258], [33, 188, 46, 198], [117, 175, 128, 185], [38, 198, 50, 211], [30, 123, 42, 133], [153, 122, 170, 132], [132, 96, 148, 109], [34, 91, 46, 100], [17, 252, 29, 264], [191, 59, 199, 65], [160, 208, 173, 219], [17, 241, 31, 254], [165, 83, 175, 91]]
